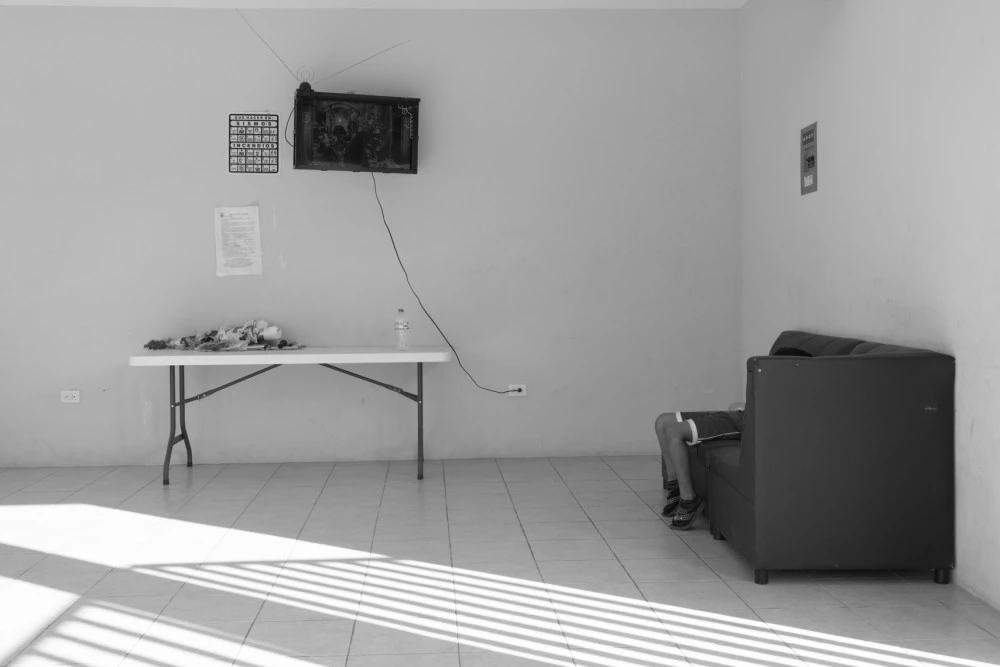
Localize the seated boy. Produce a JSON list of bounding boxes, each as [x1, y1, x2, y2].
[[654, 403, 744, 530], [655, 346, 811, 530]]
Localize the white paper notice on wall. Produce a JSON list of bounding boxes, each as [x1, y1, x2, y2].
[[215, 206, 262, 277]]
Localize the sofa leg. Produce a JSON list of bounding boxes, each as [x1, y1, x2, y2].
[[710, 525, 726, 541], [934, 568, 951, 585], [754, 569, 769, 585]]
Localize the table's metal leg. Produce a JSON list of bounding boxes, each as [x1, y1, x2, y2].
[[163, 365, 193, 485], [179, 366, 193, 467], [163, 366, 177, 485], [417, 362, 424, 480]]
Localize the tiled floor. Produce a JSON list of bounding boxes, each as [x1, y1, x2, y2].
[[0, 456, 998, 666]]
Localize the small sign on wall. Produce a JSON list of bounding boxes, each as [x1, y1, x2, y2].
[[801, 122, 817, 195], [229, 114, 279, 174]]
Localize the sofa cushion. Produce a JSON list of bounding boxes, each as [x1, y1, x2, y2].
[[850, 341, 940, 355], [693, 439, 732, 468], [695, 440, 744, 497], [769, 331, 864, 357], [772, 330, 950, 359], [705, 443, 742, 490]]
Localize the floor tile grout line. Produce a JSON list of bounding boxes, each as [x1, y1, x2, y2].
[[51, 465, 120, 500], [1, 465, 101, 500], [607, 457, 863, 662], [344, 460, 391, 657], [26, 464, 231, 619], [295, 460, 341, 536], [110, 470, 169, 506], [156, 464, 232, 520], [549, 456, 671, 667], [14, 467, 176, 576], [617, 465, 773, 665], [231, 460, 340, 661], [8, 464, 235, 667], [442, 461, 459, 667], [5, 458, 996, 665], [495, 458, 581, 667], [597, 454, 780, 664], [119, 465, 217, 511], [447, 459, 497, 667], [450, 458, 537, 663], [138, 463, 284, 663], [955, 606, 1000, 641], [0, 466, 40, 499]]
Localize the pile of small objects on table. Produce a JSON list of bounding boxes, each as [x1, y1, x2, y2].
[[144, 319, 302, 352]]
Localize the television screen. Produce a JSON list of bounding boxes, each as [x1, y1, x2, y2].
[[293, 83, 419, 174]]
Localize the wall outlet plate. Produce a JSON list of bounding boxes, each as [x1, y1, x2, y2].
[[60, 390, 80, 403], [508, 384, 527, 397]]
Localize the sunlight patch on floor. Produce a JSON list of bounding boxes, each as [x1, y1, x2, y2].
[[0, 503, 997, 667]]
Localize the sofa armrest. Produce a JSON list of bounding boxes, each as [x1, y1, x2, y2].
[[743, 354, 954, 566]]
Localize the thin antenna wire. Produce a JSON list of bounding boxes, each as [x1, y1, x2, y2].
[[236, 9, 299, 82], [314, 40, 413, 85]]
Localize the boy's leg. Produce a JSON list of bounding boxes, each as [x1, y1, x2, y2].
[[654, 412, 680, 482], [666, 410, 743, 530], [664, 410, 744, 491], [655, 413, 695, 512], [663, 419, 696, 499], [664, 418, 701, 530]]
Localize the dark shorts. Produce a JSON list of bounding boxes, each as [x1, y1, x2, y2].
[[675, 410, 744, 446]]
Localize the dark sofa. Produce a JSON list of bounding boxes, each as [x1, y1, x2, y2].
[[668, 330, 955, 585]]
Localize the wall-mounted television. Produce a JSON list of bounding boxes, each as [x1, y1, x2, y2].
[[293, 83, 419, 174]]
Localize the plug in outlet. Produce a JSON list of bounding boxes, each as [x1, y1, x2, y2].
[[60, 390, 80, 403], [508, 384, 527, 397]]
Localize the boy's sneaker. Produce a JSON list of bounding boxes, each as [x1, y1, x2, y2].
[[661, 490, 680, 517], [669, 495, 704, 531]]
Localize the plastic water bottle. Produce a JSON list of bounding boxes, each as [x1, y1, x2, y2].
[[394, 308, 409, 351]]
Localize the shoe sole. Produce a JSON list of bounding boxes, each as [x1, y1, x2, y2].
[[669, 502, 703, 530]]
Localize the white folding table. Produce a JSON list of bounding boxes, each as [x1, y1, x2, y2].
[[128, 347, 453, 484]]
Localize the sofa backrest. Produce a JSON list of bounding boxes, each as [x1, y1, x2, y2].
[[733, 330, 955, 510], [769, 330, 952, 358]]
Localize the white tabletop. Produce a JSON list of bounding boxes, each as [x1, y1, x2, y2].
[[129, 346, 453, 367]]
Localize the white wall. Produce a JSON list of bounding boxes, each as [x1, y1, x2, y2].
[[0, 8, 741, 466], [740, 0, 1000, 608]]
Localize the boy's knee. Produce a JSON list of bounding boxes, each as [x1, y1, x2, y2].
[[666, 420, 692, 443], [654, 412, 676, 432]]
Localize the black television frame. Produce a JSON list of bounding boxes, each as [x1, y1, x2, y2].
[[293, 82, 419, 175]]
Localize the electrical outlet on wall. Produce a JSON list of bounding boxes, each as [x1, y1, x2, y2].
[[60, 390, 80, 403], [508, 384, 527, 397]]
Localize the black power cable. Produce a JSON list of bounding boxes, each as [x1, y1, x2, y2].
[[284, 104, 295, 148], [370, 172, 518, 395]]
